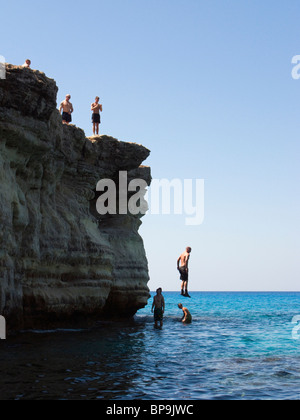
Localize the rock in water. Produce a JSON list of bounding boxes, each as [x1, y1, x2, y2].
[[0, 64, 151, 331]]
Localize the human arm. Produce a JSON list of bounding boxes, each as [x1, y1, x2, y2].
[[184, 254, 190, 272], [162, 296, 165, 314], [182, 309, 188, 323], [177, 256, 181, 270]]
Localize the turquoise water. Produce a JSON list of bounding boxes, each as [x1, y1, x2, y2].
[[0, 292, 299, 400]]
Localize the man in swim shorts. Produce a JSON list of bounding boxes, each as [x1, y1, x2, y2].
[[91, 96, 103, 135], [177, 247, 192, 298], [59, 94, 74, 125], [178, 303, 192, 324], [151, 288, 165, 329]]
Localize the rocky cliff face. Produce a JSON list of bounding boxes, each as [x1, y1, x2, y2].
[[0, 65, 151, 331]]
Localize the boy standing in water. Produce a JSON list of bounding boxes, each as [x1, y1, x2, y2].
[[151, 288, 165, 329], [177, 247, 192, 297]]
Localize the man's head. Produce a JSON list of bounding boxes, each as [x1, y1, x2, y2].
[[186, 247, 192, 254], [178, 303, 183, 309], [66, 94, 71, 101], [156, 288, 162, 295], [95, 96, 100, 103], [25, 59, 31, 66]]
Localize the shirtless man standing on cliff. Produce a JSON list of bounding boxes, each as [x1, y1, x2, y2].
[[151, 288, 165, 329], [177, 247, 192, 298], [59, 94, 74, 125], [91, 96, 103, 135]]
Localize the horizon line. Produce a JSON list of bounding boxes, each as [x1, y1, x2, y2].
[[149, 290, 300, 293]]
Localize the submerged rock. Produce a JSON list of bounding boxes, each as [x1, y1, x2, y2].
[[0, 64, 151, 331]]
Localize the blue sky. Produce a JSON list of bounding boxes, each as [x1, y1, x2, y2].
[[1, 0, 299, 291]]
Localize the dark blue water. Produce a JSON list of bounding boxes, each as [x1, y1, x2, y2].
[[0, 292, 299, 400]]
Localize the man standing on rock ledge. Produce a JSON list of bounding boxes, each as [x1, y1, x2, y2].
[[91, 96, 102, 135], [59, 94, 74, 125]]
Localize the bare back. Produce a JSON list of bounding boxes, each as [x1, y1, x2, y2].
[[179, 251, 190, 268]]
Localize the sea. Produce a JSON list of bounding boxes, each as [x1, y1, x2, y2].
[[0, 292, 299, 400]]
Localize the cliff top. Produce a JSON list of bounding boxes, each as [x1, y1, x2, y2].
[[0, 64, 150, 171]]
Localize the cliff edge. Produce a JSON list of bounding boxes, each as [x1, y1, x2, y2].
[[0, 64, 151, 331]]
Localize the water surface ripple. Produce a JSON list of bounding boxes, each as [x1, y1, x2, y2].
[[0, 292, 299, 400]]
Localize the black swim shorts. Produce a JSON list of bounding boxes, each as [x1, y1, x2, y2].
[[179, 266, 188, 281], [154, 308, 163, 322], [62, 112, 72, 123], [92, 113, 101, 124]]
